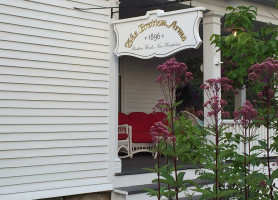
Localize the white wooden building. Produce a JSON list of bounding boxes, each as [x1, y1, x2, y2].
[[0, 0, 277, 200]]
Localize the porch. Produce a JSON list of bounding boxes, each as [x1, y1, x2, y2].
[[111, 1, 278, 200]]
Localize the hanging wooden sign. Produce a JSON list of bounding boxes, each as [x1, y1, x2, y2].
[[113, 7, 205, 59]]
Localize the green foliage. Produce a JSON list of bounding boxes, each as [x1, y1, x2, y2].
[[174, 115, 207, 164], [210, 6, 278, 88], [148, 6, 278, 199]]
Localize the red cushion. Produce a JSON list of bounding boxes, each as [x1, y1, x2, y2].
[[118, 133, 128, 140], [149, 112, 167, 124], [118, 113, 129, 125], [128, 112, 151, 132], [132, 131, 153, 143]]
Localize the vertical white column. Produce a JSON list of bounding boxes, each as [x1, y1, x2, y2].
[[235, 86, 246, 110], [108, 0, 121, 181], [203, 11, 223, 127]]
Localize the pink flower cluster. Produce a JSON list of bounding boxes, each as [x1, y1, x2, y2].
[[233, 100, 258, 128], [248, 58, 278, 83], [248, 58, 278, 103], [150, 121, 175, 142], [153, 98, 170, 114], [201, 77, 233, 120], [156, 58, 193, 87]]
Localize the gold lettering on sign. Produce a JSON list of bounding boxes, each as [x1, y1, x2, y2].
[[125, 19, 187, 48], [167, 21, 187, 41], [125, 31, 138, 48]]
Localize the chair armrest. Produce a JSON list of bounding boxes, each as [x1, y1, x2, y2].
[[118, 124, 128, 133], [118, 124, 132, 137]]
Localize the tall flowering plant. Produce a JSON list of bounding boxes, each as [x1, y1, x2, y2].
[[157, 58, 192, 200], [248, 57, 278, 199], [146, 58, 193, 200], [201, 77, 233, 124], [195, 77, 237, 200], [233, 101, 262, 199], [146, 122, 175, 200]]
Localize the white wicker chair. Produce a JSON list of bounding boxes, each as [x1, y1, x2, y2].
[[182, 111, 204, 127], [118, 124, 132, 158]]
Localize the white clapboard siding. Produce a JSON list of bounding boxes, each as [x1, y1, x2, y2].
[[0, 92, 109, 103], [0, 161, 108, 178], [0, 49, 108, 67], [0, 0, 112, 199], [121, 56, 165, 113], [0, 14, 108, 38], [0, 32, 109, 53], [0, 66, 109, 80], [0, 58, 109, 73], [0, 131, 108, 142], [0, 23, 109, 46]]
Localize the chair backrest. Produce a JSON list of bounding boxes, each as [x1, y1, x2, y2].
[[118, 112, 129, 125], [128, 112, 151, 132], [182, 111, 203, 127]]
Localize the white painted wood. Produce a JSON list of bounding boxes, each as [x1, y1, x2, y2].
[[108, 0, 122, 177], [0, 131, 109, 142], [234, 86, 246, 110], [0, 154, 108, 169], [113, 8, 204, 59], [0, 3, 109, 30], [0, 49, 109, 66], [0, 66, 109, 81], [203, 11, 222, 129], [0, 99, 108, 109], [0, 23, 109, 46], [0, 124, 108, 133], [0, 76, 109, 90], [0, 41, 109, 60], [0, 58, 109, 74], [0, 139, 108, 151], [223, 120, 277, 157], [0, 0, 111, 199], [0, 31, 109, 53], [0, 91, 109, 103], [0, 161, 108, 178], [0, 83, 108, 95], [1, 183, 113, 200], [0, 14, 108, 38], [0, 116, 109, 125], [0, 169, 109, 187], [121, 56, 165, 113], [0, 146, 108, 159], [0, 0, 109, 21], [0, 177, 110, 195]]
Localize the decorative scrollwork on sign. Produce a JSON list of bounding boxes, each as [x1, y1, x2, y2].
[[113, 7, 205, 59]]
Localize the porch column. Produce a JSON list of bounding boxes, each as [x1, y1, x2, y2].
[[108, 0, 121, 179], [203, 11, 223, 127], [235, 86, 246, 110]]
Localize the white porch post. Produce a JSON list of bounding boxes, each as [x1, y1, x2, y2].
[[108, 0, 121, 180], [235, 86, 246, 110], [203, 11, 223, 127]]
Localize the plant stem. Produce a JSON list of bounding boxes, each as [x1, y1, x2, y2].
[[170, 107, 178, 200], [215, 115, 219, 200], [165, 142, 172, 200], [266, 105, 273, 200], [157, 141, 161, 200], [248, 128, 251, 198], [172, 140, 178, 200], [244, 127, 248, 200]]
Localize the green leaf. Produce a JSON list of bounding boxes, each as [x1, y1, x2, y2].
[[272, 168, 278, 179], [258, 140, 267, 149]]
